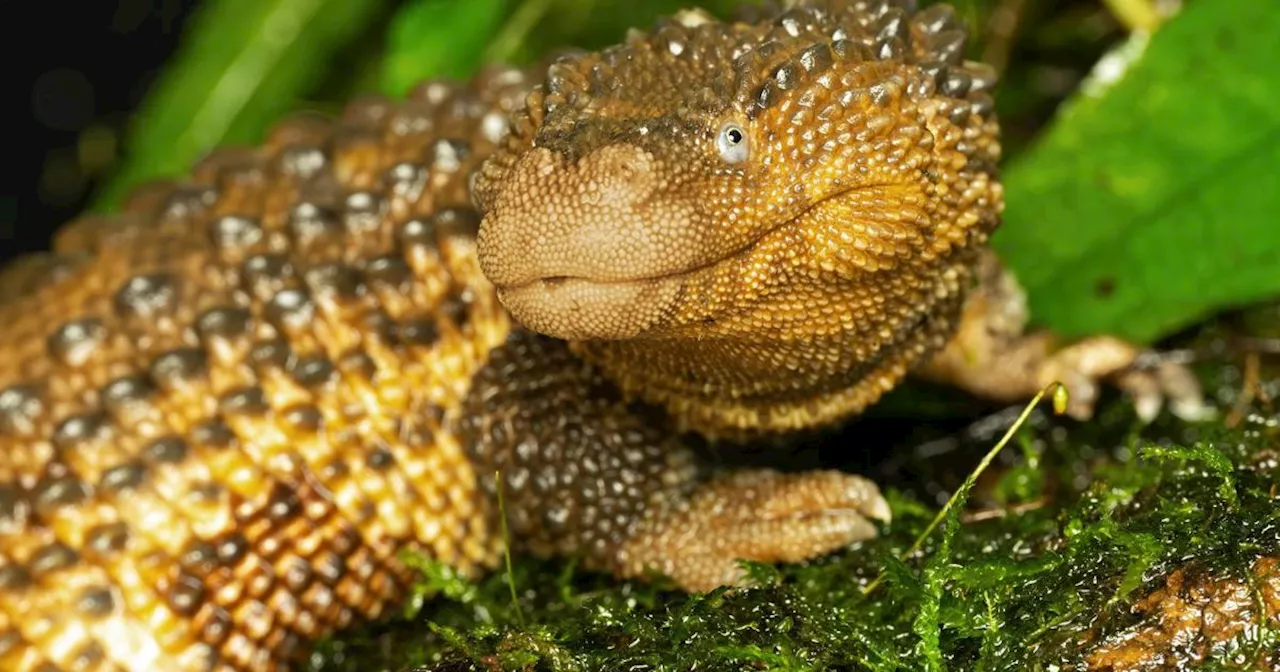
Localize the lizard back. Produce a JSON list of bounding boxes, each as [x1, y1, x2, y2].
[[0, 68, 532, 672]]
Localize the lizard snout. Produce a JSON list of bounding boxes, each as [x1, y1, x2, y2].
[[476, 143, 712, 340]]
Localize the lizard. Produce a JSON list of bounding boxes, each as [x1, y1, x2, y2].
[[0, 1, 1208, 670]]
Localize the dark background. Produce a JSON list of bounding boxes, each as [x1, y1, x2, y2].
[[4, 0, 200, 265]]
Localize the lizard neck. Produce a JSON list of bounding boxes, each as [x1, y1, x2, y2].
[[569, 259, 974, 441]]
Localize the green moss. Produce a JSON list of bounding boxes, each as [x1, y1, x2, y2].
[[307, 343, 1278, 671]]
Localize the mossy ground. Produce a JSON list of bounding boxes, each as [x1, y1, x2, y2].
[[308, 307, 1279, 671]]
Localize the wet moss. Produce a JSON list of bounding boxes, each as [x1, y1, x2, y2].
[[310, 307, 1279, 672]]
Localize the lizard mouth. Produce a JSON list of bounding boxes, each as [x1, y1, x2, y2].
[[490, 213, 781, 342], [494, 269, 691, 341], [489, 200, 809, 342]]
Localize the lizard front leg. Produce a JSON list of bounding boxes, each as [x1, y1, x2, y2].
[[455, 330, 889, 592], [917, 250, 1211, 422]]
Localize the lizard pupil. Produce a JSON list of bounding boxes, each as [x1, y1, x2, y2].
[[716, 123, 749, 163]]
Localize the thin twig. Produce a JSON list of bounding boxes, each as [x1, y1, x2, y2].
[[495, 470, 527, 628], [862, 383, 1064, 596], [962, 497, 1048, 523]]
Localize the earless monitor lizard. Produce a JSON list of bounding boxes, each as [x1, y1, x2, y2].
[[0, 1, 1206, 670]]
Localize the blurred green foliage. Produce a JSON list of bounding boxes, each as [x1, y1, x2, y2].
[[996, 0, 1280, 343], [92, 0, 389, 209]]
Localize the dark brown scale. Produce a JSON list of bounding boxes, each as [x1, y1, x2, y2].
[[168, 573, 206, 617], [397, 318, 440, 346], [196, 307, 254, 341], [342, 191, 385, 236], [363, 254, 413, 288], [264, 289, 315, 334], [83, 523, 129, 557], [113, 273, 181, 320], [0, 630, 24, 655], [145, 436, 190, 464], [0, 384, 44, 438], [101, 375, 155, 409], [431, 138, 470, 173], [29, 542, 79, 576], [0, 484, 24, 526], [303, 262, 364, 301], [99, 462, 147, 494], [277, 146, 328, 180], [288, 202, 345, 250], [219, 387, 270, 417], [150, 347, 210, 389], [33, 476, 89, 514], [288, 355, 335, 388], [210, 215, 266, 254], [72, 643, 108, 672], [241, 253, 296, 302], [164, 185, 219, 218], [52, 412, 112, 452], [249, 340, 292, 371], [0, 564, 32, 590], [47, 318, 107, 367], [75, 586, 115, 618], [281, 405, 323, 433], [397, 217, 436, 248]]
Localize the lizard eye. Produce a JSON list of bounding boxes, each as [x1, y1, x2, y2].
[[716, 123, 749, 164]]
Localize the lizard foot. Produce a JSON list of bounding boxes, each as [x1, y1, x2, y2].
[[615, 469, 889, 592], [1030, 336, 1212, 423], [919, 251, 1213, 424]]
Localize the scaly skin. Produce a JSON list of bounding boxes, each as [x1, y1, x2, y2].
[[0, 2, 1205, 670], [477, 2, 1005, 438]]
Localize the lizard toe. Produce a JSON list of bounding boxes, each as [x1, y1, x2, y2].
[[615, 469, 888, 592], [1035, 337, 1212, 423]]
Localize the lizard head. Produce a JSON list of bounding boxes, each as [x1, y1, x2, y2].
[[475, 2, 1004, 434], [474, 9, 768, 341]]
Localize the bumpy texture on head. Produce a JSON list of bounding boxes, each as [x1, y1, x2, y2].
[[476, 0, 1004, 437]]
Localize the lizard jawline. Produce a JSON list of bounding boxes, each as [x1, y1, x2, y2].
[[494, 268, 688, 341], [492, 186, 881, 342]]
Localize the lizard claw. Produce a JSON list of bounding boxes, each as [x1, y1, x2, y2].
[[615, 469, 889, 592], [1034, 337, 1214, 423]]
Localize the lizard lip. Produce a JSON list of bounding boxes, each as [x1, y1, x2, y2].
[[494, 272, 687, 341]]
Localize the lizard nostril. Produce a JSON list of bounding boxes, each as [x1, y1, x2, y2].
[[586, 145, 654, 193]]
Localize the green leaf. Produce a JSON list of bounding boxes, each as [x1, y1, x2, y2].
[[381, 0, 511, 96], [993, 0, 1280, 343], [92, 0, 387, 211]]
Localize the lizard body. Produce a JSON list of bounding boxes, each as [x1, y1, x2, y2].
[[0, 2, 1203, 670]]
